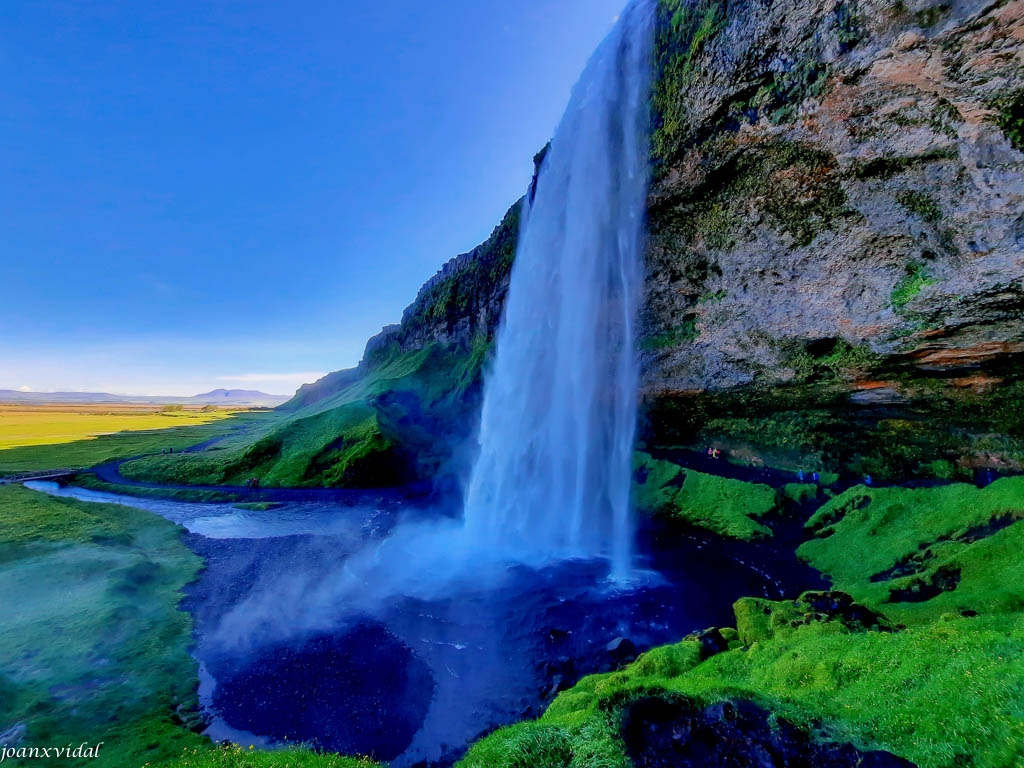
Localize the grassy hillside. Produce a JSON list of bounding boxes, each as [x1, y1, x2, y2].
[[119, 340, 490, 489]]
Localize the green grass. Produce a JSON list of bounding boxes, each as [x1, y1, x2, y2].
[[800, 478, 1024, 625], [121, 403, 398, 488], [633, 452, 777, 540], [0, 484, 205, 767], [168, 745, 378, 768], [461, 612, 1024, 768], [782, 482, 818, 504], [0, 483, 383, 768], [0, 410, 269, 475], [0, 406, 238, 451]]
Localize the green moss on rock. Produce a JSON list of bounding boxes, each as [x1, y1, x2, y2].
[[679, 140, 849, 249], [896, 190, 943, 222], [891, 262, 937, 311], [800, 479, 1024, 625], [651, 0, 728, 167], [634, 452, 777, 540], [993, 89, 1024, 152]]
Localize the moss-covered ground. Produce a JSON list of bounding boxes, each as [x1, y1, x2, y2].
[[800, 478, 1024, 626], [167, 745, 377, 768], [633, 451, 778, 540], [460, 477, 1024, 768]]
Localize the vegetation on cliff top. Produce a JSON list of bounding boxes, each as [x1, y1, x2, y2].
[[398, 199, 521, 339]]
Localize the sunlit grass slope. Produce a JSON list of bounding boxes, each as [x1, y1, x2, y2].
[[0, 405, 235, 451], [0, 406, 265, 475], [460, 478, 1024, 768]]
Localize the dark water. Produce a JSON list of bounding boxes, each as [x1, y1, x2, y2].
[[30, 482, 824, 766], [183, 516, 823, 766]]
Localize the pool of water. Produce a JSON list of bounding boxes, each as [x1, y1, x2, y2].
[[27, 480, 823, 766]]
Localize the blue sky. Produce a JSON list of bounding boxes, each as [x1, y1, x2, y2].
[[0, 0, 626, 396]]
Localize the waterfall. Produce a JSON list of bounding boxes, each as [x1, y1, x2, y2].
[[464, 0, 655, 577]]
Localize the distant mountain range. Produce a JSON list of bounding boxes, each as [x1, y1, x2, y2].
[[0, 388, 289, 407]]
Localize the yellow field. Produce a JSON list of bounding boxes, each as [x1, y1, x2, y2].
[[0, 404, 236, 451]]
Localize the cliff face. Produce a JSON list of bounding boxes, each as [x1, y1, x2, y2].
[[641, 0, 1024, 396]]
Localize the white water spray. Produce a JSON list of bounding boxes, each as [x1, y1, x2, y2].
[[464, 1, 655, 576]]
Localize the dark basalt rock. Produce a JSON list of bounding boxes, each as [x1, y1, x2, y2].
[[210, 624, 434, 762], [684, 627, 731, 660], [870, 550, 933, 583], [889, 566, 963, 603], [800, 590, 888, 632], [607, 636, 639, 665], [621, 696, 917, 768]]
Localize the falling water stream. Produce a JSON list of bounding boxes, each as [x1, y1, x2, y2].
[[463, 0, 656, 576]]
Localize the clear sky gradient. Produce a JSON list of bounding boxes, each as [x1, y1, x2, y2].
[[1, 0, 626, 396]]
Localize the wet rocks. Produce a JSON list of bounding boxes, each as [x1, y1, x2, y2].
[[621, 696, 916, 768], [683, 627, 731, 660], [889, 565, 962, 602]]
